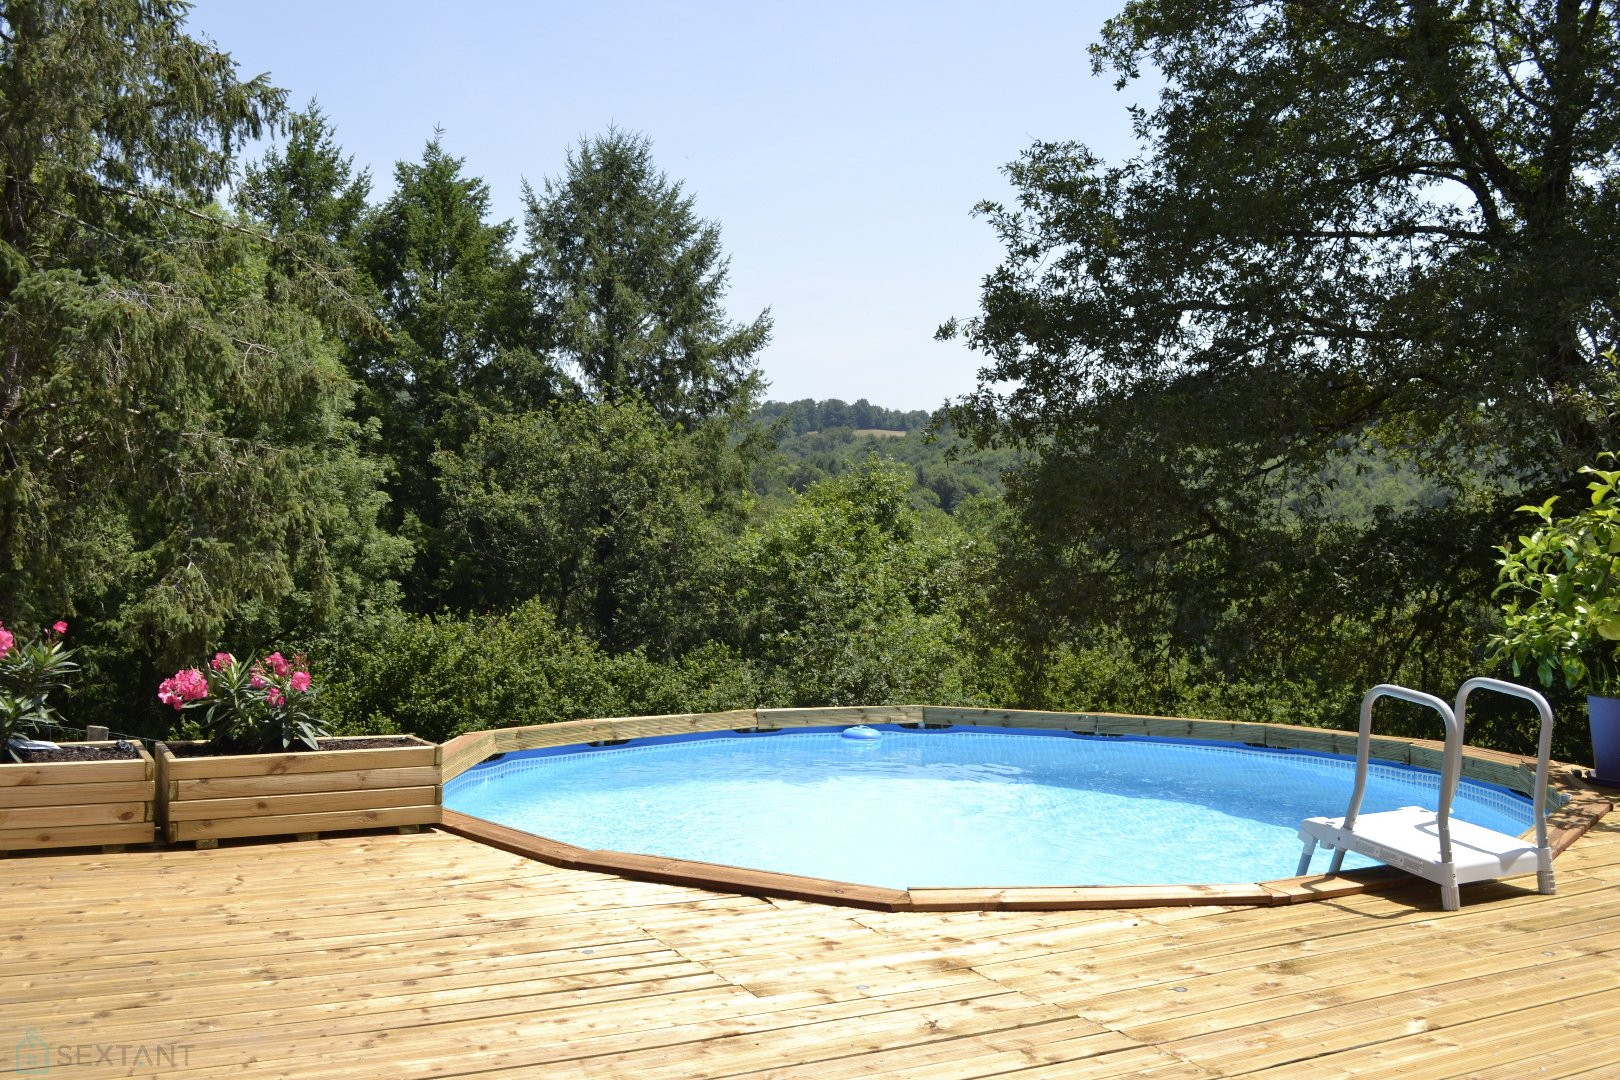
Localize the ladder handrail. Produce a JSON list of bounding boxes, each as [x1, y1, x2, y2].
[[1454, 677, 1555, 854], [1342, 684, 1461, 867]]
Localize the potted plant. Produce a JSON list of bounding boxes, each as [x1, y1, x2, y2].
[[0, 620, 156, 853], [1491, 454, 1620, 783], [155, 650, 440, 847], [2, 619, 79, 761]]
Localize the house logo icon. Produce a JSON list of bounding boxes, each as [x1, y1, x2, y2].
[[14, 1029, 49, 1075]]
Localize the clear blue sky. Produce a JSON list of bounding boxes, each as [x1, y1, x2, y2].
[[184, 1, 1141, 412]]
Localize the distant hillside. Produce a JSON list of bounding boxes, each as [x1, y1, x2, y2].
[[754, 398, 933, 436], [748, 401, 1462, 521], [751, 399, 1020, 513], [1302, 449, 1454, 524]]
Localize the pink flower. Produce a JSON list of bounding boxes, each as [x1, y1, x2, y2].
[[266, 687, 284, 707], [211, 651, 236, 671], [249, 674, 266, 689], [265, 651, 290, 677], [157, 668, 210, 711], [51, 620, 68, 635], [0, 623, 13, 659], [289, 670, 311, 693]]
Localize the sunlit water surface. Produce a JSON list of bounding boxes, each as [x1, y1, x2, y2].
[[445, 728, 1535, 888]]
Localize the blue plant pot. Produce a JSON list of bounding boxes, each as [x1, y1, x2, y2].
[[1587, 695, 1620, 785]]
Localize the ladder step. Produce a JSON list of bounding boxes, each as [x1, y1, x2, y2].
[[1300, 807, 1544, 884]]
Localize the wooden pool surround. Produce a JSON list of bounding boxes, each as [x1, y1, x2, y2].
[[437, 705, 1612, 912]]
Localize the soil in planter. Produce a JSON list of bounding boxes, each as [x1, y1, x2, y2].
[[8, 742, 142, 763], [166, 735, 422, 757]]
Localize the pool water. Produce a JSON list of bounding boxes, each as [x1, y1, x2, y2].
[[444, 727, 1538, 889]]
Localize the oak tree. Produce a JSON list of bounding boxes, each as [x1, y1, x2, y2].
[[945, 0, 1620, 697]]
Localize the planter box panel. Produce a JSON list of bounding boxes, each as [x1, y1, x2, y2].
[[0, 821, 156, 851], [0, 755, 151, 787], [166, 785, 440, 822], [0, 801, 150, 829], [0, 743, 156, 853], [170, 804, 439, 842], [157, 738, 440, 844], [0, 780, 157, 809], [160, 740, 436, 781], [172, 766, 441, 800]]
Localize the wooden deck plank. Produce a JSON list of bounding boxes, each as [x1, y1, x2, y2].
[[2, 821, 1618, 1079], [1136, 960, 1620, 1074], [509, 994, 1075, 1080], [1062, 926, 1620, 1038], [259, 983, 1012, 1080], [867, 1045, 1220, 1080], [722, 1018, 1138, 1080], [1246, 987, 1620, 1079], [972, 874, 1615, 1001], [3, 938, 685, 1008]]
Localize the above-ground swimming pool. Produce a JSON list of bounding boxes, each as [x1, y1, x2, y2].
[[444, 725, 1539, 890]]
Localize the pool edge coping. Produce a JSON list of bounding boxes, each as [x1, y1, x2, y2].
[[436, 706, 1615, 912]]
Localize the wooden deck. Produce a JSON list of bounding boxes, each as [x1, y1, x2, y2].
[[5, 820, 1620, 1078]]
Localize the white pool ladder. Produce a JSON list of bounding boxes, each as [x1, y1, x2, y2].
[[1296, 677, 1556, 911]]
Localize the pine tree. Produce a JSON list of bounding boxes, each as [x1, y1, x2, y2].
[[352, 135, 545, 608], [236, 100, 371, 245], [523, 129, 771, 425], [0, 0, 406, 725]]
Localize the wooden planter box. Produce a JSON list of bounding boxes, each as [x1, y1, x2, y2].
[[157, 736, 441, 848], [0, 742, 157, 853]]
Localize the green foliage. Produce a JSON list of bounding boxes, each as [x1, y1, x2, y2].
[[0, 0, 282, 626], [728, 457, 988, 706], [318, 600, 764, 743], [351, 135, 541, 607], [1295, 449, 1454, 526], [324, 461, 1011, 737], [755, 398, 932, 435], [1030, 634, 1326, 727], [7, 1, 1589, 765], [752, 409, 1020, 513], [0, 2, 406, 738], [236, 101, 370, 246], [436, 399, 740, 652], [0, 623, 77, 746], [74, 230, 411, 669], [943, 0, 1620, 701], [1491, 456, 1620, 695], [170, 652, 327, 753], [523, 129, 770, 424]]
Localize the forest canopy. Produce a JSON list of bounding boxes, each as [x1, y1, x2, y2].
[[942, 0, 1620, 747], [1, 0, 1611, 761]]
